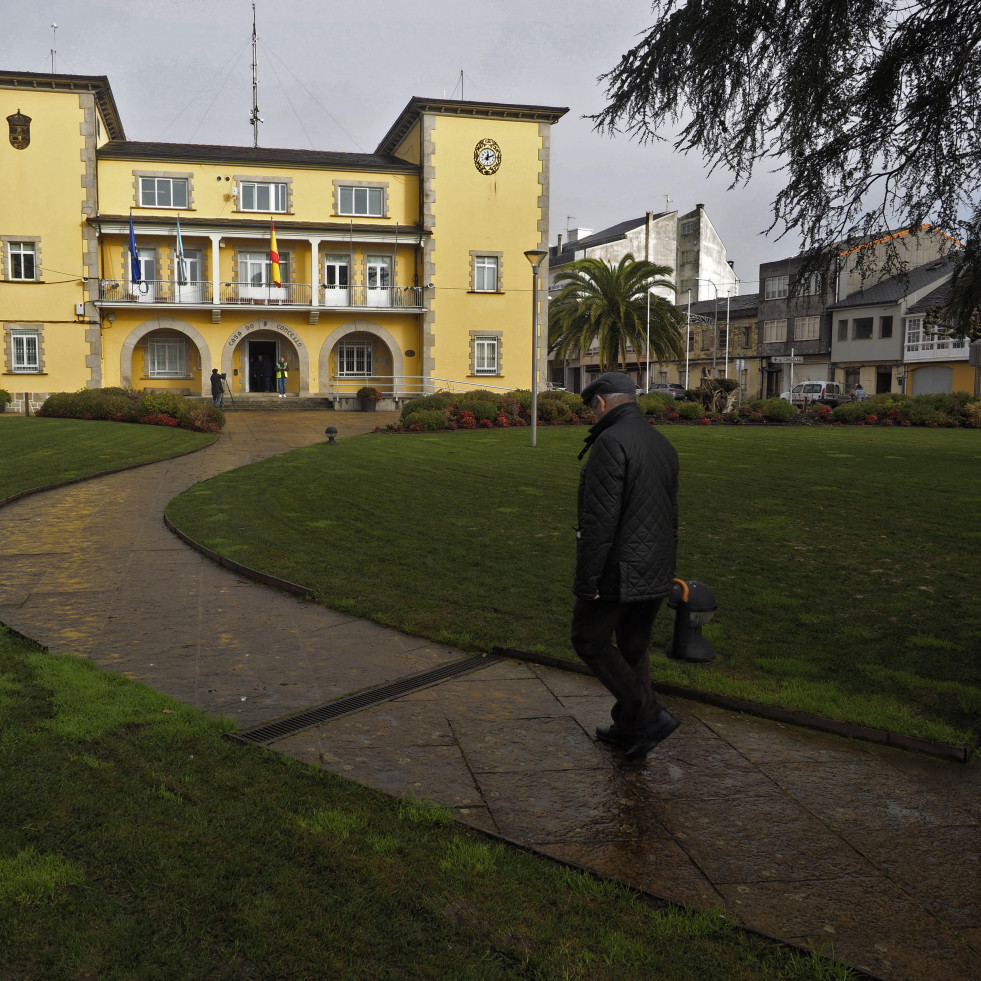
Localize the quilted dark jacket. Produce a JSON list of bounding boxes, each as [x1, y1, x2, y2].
[[574, 402, 679, 601]]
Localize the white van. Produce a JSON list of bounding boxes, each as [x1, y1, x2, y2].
[[779, 381, 844, 406]]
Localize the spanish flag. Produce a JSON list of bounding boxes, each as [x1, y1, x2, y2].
[[270, 220, 282, 287]]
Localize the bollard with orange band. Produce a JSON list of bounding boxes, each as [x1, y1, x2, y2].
[[667, 578, 717, 662]]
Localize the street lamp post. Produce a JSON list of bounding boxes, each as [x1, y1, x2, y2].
[[685, 288, 692, 389], [645, 287, 651, 392], [524, 249, 547, 448]]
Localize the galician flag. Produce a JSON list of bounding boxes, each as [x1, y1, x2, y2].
[[128, 212, 141, 285], [175, 216, 187, 286], [270, 220, 282, 287]]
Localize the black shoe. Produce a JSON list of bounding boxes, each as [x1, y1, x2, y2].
[[595, 724, 633, 747], [624, 710, 680, 761]]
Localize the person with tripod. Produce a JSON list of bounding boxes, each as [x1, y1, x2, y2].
[[210, 368, 224, 409]]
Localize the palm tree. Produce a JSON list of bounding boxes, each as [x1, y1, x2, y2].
[[548, 254, 685, 373]]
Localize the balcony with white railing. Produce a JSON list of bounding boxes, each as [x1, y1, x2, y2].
[[329, 375, 515, 399], [904, 319, 969, 363], [98, 280, 424, 311], [100, 280, 214, 304]]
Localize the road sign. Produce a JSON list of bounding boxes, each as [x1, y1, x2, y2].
[[770, 356, 803, 364]]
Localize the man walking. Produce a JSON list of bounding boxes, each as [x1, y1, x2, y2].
[[573, 372, 680, 760]]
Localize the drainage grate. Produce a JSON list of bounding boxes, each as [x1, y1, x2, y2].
[[228, 652, 504, 746]]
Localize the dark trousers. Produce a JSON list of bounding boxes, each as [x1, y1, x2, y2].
[[571, 597, 665, 735]]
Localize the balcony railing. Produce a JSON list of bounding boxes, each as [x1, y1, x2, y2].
[[329, 375, 514, 398], [319, 285, 423, 308], [100, 280, 214, 303], [905, 332, 969, 363], [99, 280, 424, 310], [219, 282, 313, 304]]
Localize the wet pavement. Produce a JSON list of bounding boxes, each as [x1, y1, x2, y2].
[[1, 411, 978, 981]]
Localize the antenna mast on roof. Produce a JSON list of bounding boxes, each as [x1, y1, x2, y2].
[[50, 23, 57, 73], [249, 4, 263, 147], [664, 195, 673, 211]]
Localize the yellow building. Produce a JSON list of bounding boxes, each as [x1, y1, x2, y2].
[[1, 70, 566, 411]]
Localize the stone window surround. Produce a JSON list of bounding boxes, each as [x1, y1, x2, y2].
[[470, 329, 503, 377], [332, 179, 389, 218], [4, 323, 45, 374], [234, 175, 294, 214], [1, 235, 42, 282], [469, 251, 503, 293], [133, 170, 194, 210]]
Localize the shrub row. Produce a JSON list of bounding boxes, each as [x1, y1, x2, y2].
[[37, 387, 225, 433], [383, 387, 981, 432], [391, 389, 593, 432], [829, 392, 981, 428]]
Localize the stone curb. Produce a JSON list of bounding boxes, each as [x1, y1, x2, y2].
[[492, 646, 978, 764], [161, 504, 981, 766]]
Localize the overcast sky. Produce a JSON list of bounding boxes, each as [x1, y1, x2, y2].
[[4, 0, 797, 291]]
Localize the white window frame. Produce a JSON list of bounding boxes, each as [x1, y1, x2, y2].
[[474, 256, 499, 292], [763, 319, 787, 343], [139, 176, 188, 209], [338, 185, 385, 217], [474, 335, 499, 375], [240, 181, 288, 213], [795, 316, 820, 341], [337, 340, 372, 377], [765, 275, 789, 300], [11, 328, 40, 372], [680, 219, 696, 236], [8, 241, 37, 281], [147, 336, 187, 378]]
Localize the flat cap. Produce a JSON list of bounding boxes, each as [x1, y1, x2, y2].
[[581, 372, 636, 404]]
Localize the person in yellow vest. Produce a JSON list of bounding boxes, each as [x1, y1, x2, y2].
[[276, 356, 289, 397]]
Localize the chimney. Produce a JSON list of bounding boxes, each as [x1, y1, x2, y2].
[[557, 233, 563, 253]]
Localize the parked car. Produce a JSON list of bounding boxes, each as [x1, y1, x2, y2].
[[780, 381, 846, 406], [648, 382, 685, 399]]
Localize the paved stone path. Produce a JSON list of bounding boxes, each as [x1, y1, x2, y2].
[[1, 411, 978, 981]]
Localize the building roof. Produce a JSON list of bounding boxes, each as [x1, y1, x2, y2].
[[828, 257, 957, 309], [376, 96, 568, 155], [684, 293, 759, 316], [98, 140, 416, 172], [550, 213, 672, 266], [0, 69, 125, 139], [905, 281, 953, 316]]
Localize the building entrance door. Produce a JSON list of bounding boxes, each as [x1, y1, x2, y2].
[[248, 339, 277, 392]]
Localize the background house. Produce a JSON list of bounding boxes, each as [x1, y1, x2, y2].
[[829, 257, 957, 395], [901, 279, 974, 395]]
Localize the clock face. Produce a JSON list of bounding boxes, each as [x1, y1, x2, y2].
[[474, 138, 501, 175]]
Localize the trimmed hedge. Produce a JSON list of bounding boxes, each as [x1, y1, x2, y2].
[[38, 387, 224, 433]]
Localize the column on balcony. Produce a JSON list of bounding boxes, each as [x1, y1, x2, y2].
[[209, 234, 222, 315], [308, 238, 321, 307]]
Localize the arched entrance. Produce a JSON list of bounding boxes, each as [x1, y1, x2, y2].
[[222, 320, 308, 395], [119, 317, 210, 396], [319, 321, 404, 399]]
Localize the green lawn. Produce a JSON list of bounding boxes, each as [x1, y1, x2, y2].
[[0, 627, 852, 980], [166, 425, 981, 746], [0, 416, 215, 501]]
